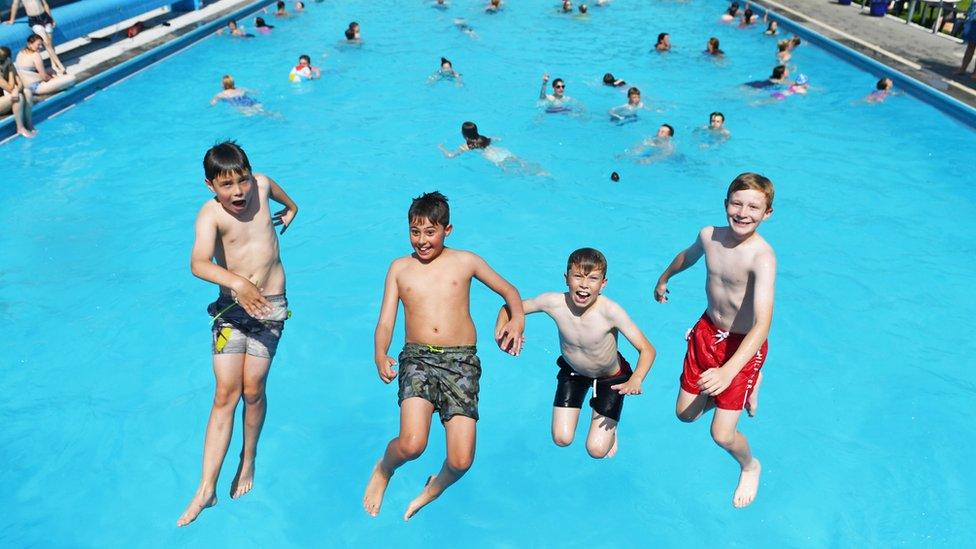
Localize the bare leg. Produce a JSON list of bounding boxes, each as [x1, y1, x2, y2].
[[551, 406, 581, 447], [10, 96, 31, 137], [584, 411, 619, 459], [21, 90, 36, 133], [404, 414, 476, 521], [177, 354, 244, 527], [230, 355, 272, 499], [745, 371, 763, 418], [363, 397, 434, 517], [711, 409, 761, 508], [39, 31, 66, 74], [675, 388, 714, 423], [957, 42, 976, 75]]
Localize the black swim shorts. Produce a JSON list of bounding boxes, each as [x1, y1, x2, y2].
[[553, 353, 633, 422]]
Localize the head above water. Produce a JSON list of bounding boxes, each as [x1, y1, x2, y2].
[[255, 17, 269, 27], [345, 28, 355, 39], [276, 1, 285, 9], [876, 77, 892, 91], [766, 20, 778, 32], [771, 65, 787, 79], [567, 248, 607, 278], [298, 54, 311, 65], [441, 57, 453, 69], [709, 111, 725, 127], [221, 74, 235, 89], [726, 172, 774, 211], [461, 121, 491, 148], [707, 37, 721, 52], [409, 191, 450, 227], [203, 141, 252, 182], [660, 124, 674, 138], [656, 32, 669, 46], [579, 4, 587, 13], [727, 2, 740, 16], [627, 87, 641, 101]]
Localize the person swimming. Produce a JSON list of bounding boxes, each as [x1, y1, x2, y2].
[[866, 77, 894, 103], [695, 111, 731, 148], [453, 18, 478, 38], [561, 0, 574, 13], [739, 8, 757, 27], [439, 121, 548, 176], [655, 33, 671, 52], [721, 2, 739, 22], [764, 19, 778, 35], [745, 65, 789, 89], [770, 73, 808, 100], [603, 72, 626, 87], [218, 20, 253, 37], [255, 17, 274, 34], [624, 124, 675, 164], [429, 57, 463, 86], [486, 0, 502, 13], [433, 0, 450, 9], [608, 86, 646, 124], [705, 37, 724, 56], [289, 54, 321, 81], [209, 74, 275, 117]]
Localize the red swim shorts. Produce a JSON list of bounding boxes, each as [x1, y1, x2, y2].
[[680, 313, 767, 411]]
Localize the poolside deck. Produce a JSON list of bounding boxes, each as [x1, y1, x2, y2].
[[752, 0, 976, 108]]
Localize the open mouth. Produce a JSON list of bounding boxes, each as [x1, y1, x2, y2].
[[232, 199, 246, 208], [574, 290, 591, 303]]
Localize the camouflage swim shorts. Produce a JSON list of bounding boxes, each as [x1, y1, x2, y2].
[[209, 294, 288, 359], [397, 343, 481, 422]]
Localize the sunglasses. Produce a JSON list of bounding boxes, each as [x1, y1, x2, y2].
[[553, 84, 565, 89]]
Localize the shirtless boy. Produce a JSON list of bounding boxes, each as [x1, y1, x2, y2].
[[177, 141, 298, 527], [654, 172, 775, 508], [497, 248, 655, 458], [363, 191, 525, 521]]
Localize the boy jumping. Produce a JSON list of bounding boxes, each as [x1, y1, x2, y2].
[[363, 191, 525, 521], [177, 141, 298, 526], [497, 248, 655, 457], [654, 172, 775, 508]]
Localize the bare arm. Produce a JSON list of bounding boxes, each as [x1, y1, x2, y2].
[[472, 254, 525, 355], [265, 174, 298, 234], [539, 72, 550, 100], [654, 228, 707, 302], [494, 292, 558, 345], [606, 301, 656, 394], [190, 205, 270, 316], [6, 0, 20, 24], [438, 143, 468, 158], [31, 53, 49, 81], [373, 261, 401, 383]]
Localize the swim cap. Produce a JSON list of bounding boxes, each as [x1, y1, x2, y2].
[[795, 74, 809, 85]]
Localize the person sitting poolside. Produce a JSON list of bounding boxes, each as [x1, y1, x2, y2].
[[0, 46, 38, 138], [745, 65, 789, 89], [603, 72, 626, 87], [275, 1, 290, 17], [217, 20, 252, 37], [254, 17, 274, 34], [721, 2, 740, 22], [289, 54, 321, 81], [5, 0, 66, 75], [608, 87, 647, 124], [624, 124, 675, 164], [14, 34, 75, 96], [486, 0, 502, 13], [866, 77, 895, 103], [655, 33, 671, 52], [705, 37, 725, 56], [439, 121, 549, 176], [428, 57, 463, 86]]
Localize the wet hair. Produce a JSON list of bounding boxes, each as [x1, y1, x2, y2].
[[662, 124, 674, 137], [777, 39, 789, 52], [221, 74, 235, 89], [656, 33, 668, 46], [297, 1, 305, 7], [0, 46, 10, 65], [771, 65, 787, 79], [276, 1, 285, 9], [349, 21, 359, 29], [552, 77, 565, 88], [579, 4, 587, 13], [727, 172, 774, 210], [790, 36, 802, 47], [727, 2, 739, 16], [204, 141, 252, 181], [710, 111, 725, 122], [707, 37, 722, 53], [743, 9, 753, 22], [255, 17, 273, 28], [409, 191, 450, 227], [567, 248, 608, 277], [766, 20, 777, 32], [876, 77, 891, 90], [228, 20, 238, 28], [627, 86, 641, 97], [441, 57, 452, 67], [299, 54, 311, 64], [461, 121, 491, 149], [345, 28, 355, 39], [602, 73, 616, 85]]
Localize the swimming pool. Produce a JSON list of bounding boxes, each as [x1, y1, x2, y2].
[[2, 0, 975, 545]]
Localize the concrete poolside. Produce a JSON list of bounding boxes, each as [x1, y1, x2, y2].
[[751, 0, 976, 108]]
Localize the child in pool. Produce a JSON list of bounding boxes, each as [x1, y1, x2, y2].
[[289, 54, 321, 81], [770, 73, 808, 99], [495, 248, 656, 459], [294, 1, 304, 12], [603, 72, 626, 87], [776, 40, 791, 65], [176, 141, 298, 527], [539, 72, 582, 114], [866, 77, 894, 103], [362, 191, 525, 521], [654, 172, 777, 509], [705, 37, 725, 57], [721, 2, 740, 22], [739, 8, 757, 27], [745, 65, 788, 89], [486, 0, 502, 13], [608, 87, 647, 123], [217, 20, 252, 37], [439, 121, 549, 176], [655, 32, 671, 52], [764, 17, 778, 36], [696, 111, 731, 148], [625, 124, 675, 164], [254, 17, 274, 34], [345, 22, 362, 43], [433, 0, 450, 10], [562, 0, 574, 13], [428, 57, 462, 86], [274, 1, 289, 17], [210, 75, 259, 108]]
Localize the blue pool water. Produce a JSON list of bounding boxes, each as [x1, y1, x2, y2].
[[2, 0, 976, 545]]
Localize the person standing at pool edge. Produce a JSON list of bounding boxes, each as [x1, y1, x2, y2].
[[653, 172, 775, 509], [363, 191, 525, 521], [177, 141, 299, 527]]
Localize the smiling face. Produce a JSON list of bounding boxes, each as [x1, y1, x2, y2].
[[206, 170, 255, 216], [565, 265, 607, 310], [724, 189, 772, 240], [409, 217, 452, 262]]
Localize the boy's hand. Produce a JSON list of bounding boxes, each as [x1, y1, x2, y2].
[[232, 279, 271, 317], [542, 72, 549, 83], [495, 318, 525, 356], [653, 280, 669, 303], [272, 207, 296, 234], [698, 367, 735, 396], [611, 376, 643, 395], [375, 355, 397, 383]]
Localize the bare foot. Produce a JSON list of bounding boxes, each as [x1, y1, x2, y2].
[[746, 372, 763, 417], [363, 460, 392, 517], [176, 491, 217, 527], [230, 458, 254, 499], [732, 458, 761, 508], [403, 475, 440, 521], [605, 435, 618, 458], [18, 129, 35, 139]]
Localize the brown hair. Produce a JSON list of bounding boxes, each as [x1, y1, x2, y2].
[[727, 172, 774, 210], [567, 248, 607, 277], [221, 75, 235, 89]]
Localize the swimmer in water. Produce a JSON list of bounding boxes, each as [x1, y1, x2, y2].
[[745, 65, 788, 89], [764, 17, 778, 36], [721, 2, 739, 22], [705, 37, 725, 57], [254, 17, 274, 34], [608, 87, 648, 124], [274, 1, 290, 17], [289, 54, 321, 81], [576, 4, 589, 18], [624, 124, 675, 164], [486, 0, 502, 13], [433, 0, 450, 9], [776, 40, 791, 65], [739, 8, 757, 28], [428, 57, 463, 86], [294, 1, 304, 12], [603, 72, 626, 87], [217, 20, 252, 37], [655, 33, 671, 52], [561, 0, 574, 13], [769, 73, 808, 100], [439, 121, 549, 176], [209, 75, 279, 117], [345, 22, 362, 44], [696, 111, 730, 147], [453, 18, 479, 39], [866, 77, 895, 103], [539, 72, 584, 115]]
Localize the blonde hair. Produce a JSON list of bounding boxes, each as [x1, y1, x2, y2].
[[221, 75, 235, 90], [727, 172, 774, 210]]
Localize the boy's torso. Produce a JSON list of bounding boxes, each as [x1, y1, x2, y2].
[[210, 174, 285, 295], [398, 248, 477, 346], [548, 295, 621, 378], [702, 226, 771, 334]]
